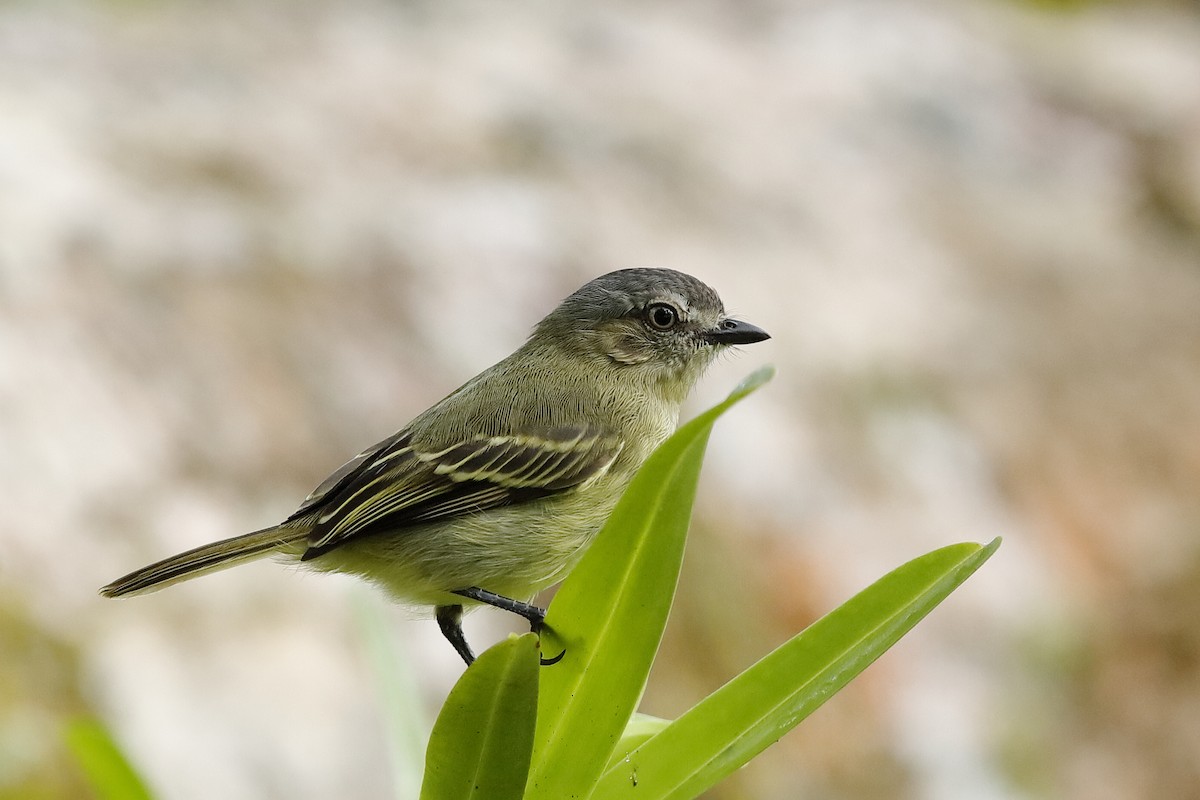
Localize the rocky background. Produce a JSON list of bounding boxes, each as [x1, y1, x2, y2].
[[3, 1, 1199, 798]]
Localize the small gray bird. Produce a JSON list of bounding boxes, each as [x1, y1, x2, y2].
[[101, 268, 769, 665]]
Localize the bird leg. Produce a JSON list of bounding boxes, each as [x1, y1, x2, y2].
[[451, 587, 565, 666], [452, 586, 546, 628], [435, 604, 475, 666]]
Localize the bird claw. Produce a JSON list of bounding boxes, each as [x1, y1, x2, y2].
[[449, 586, 566, 666]]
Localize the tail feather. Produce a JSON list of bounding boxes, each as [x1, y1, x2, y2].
[[100, 525, 310, 598]]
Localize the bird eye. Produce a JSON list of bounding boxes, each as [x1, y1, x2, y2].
[[646, 303, 679, 331]]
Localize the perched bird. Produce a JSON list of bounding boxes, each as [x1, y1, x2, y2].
[[101, 268, 769, 665]]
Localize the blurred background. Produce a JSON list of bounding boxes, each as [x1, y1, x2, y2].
[[3, 0, 1199, 797]]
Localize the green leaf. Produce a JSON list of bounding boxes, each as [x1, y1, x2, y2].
[[419, 633, 540, 800], [526, 366, 775, 800], [65, 718, 154, 800], [606, 714, 672, 771], [590, 537, 1002, 800]]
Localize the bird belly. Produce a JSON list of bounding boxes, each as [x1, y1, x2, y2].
[[301, 479, 625, 609]]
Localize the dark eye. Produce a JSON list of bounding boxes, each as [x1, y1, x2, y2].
[[646, 303, 679, 331]]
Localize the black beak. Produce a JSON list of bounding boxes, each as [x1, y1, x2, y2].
[[705, 318, 771, 346]]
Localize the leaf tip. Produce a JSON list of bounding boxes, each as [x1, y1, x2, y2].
[[729, 364, 775, 400]]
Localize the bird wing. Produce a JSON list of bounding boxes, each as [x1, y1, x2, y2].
[[293, 425, 624, 560], [292, 430, 409, 517]]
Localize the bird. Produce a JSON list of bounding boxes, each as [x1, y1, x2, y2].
[[101, 268, 770, 665]]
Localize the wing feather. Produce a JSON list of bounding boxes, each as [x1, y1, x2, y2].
[[297, 425, 623, 560], [293, 431, 413, 516]]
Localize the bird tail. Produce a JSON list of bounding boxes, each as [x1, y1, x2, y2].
[[100, 524, 310, 598]]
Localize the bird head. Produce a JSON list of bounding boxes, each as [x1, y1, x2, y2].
[[533, 268, 770, 399]]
